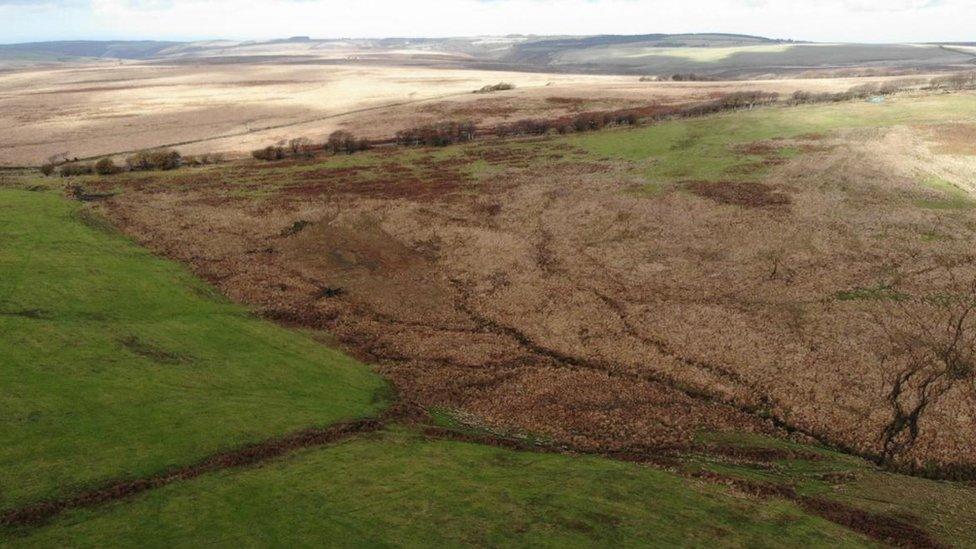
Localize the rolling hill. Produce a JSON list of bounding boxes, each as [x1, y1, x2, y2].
[[3, 34, 975, 77]]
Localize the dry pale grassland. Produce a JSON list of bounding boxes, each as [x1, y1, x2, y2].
[[77, 93, 976, 475], [0, 60, 924, 166]]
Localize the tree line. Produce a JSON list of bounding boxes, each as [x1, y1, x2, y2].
[[42, 149, 220, 178]]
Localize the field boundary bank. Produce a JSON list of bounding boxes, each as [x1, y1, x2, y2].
[[0, 418, 385, 528]]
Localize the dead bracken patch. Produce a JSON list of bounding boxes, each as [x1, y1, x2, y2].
[[686, 180, 791, 208], [926, 123, 976, 155], [798, 497, 944, 549], [315, 287, 345, 299], [734, 141, 780, 156], [68, 185, 115, 202], [87, 125, 976, 485]]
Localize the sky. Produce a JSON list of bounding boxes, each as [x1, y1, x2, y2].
[[1, 0, 974, 45]]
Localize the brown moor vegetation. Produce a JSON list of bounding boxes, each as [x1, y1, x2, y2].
[[70, 89, 976, 480]]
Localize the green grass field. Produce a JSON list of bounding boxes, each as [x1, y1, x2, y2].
[[0, 189, 388, 509], [8, 428, 876, 548], [569, 93, 976, 185]]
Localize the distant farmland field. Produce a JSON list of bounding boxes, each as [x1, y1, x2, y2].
[[0, 60, 935, 166], [550, 43, 975, 76]]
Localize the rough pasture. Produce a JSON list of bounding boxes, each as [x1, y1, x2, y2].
[[70, 93, 976, 476]]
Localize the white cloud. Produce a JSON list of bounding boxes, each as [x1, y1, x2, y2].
[[2, 0, 974, 44]]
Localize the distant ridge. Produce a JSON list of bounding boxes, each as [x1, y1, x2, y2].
[[2, 34, 972, 77], [0, 40, 179, 60]]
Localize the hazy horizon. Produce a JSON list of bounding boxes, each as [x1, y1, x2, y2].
[[2, 0, 974, 45]]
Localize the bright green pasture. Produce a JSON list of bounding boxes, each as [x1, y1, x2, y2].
[[0, 189, 387, 509]]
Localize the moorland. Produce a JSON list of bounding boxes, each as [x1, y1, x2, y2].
[[3, 33, 976, 548]]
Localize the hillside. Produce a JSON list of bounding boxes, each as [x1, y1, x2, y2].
[[2, 55, 976, 545], [3, 34, 975, 77], [55, 89, 976, 476], [2, 167, 976, 546], [0, 40, 178, 68]]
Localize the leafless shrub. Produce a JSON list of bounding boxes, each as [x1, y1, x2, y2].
[[497, 118, 555, 137], [681, 91, 779, 116], [183, 153, 225, 167], [39, 153, 68, 176], [59, 163, 93, 177], [251, 145, 287, 161], [126, 149, 182, 171], [94, 158, 122, 175], [289, 137, 314, 158], [327, 131, 368, 154], [669, 73, 718, 82], [396, 121, 476, 147], [929, 72, 976, 91], [495, 108, 640, 138], [788, 90, 848, 105], [788, 79, 918, 106]]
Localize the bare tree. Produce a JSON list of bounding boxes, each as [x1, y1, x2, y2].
[[94, 157, 122, 175], [40, 152, 69, 176], [327, 131, 357, 154], [289, 137, 314, 158]]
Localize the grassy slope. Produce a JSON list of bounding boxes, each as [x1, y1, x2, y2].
[[9, 429, 874, 548], [0, 189, 388, 509], [569, 93, 976, 185], [689, 432, 976, 546]]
